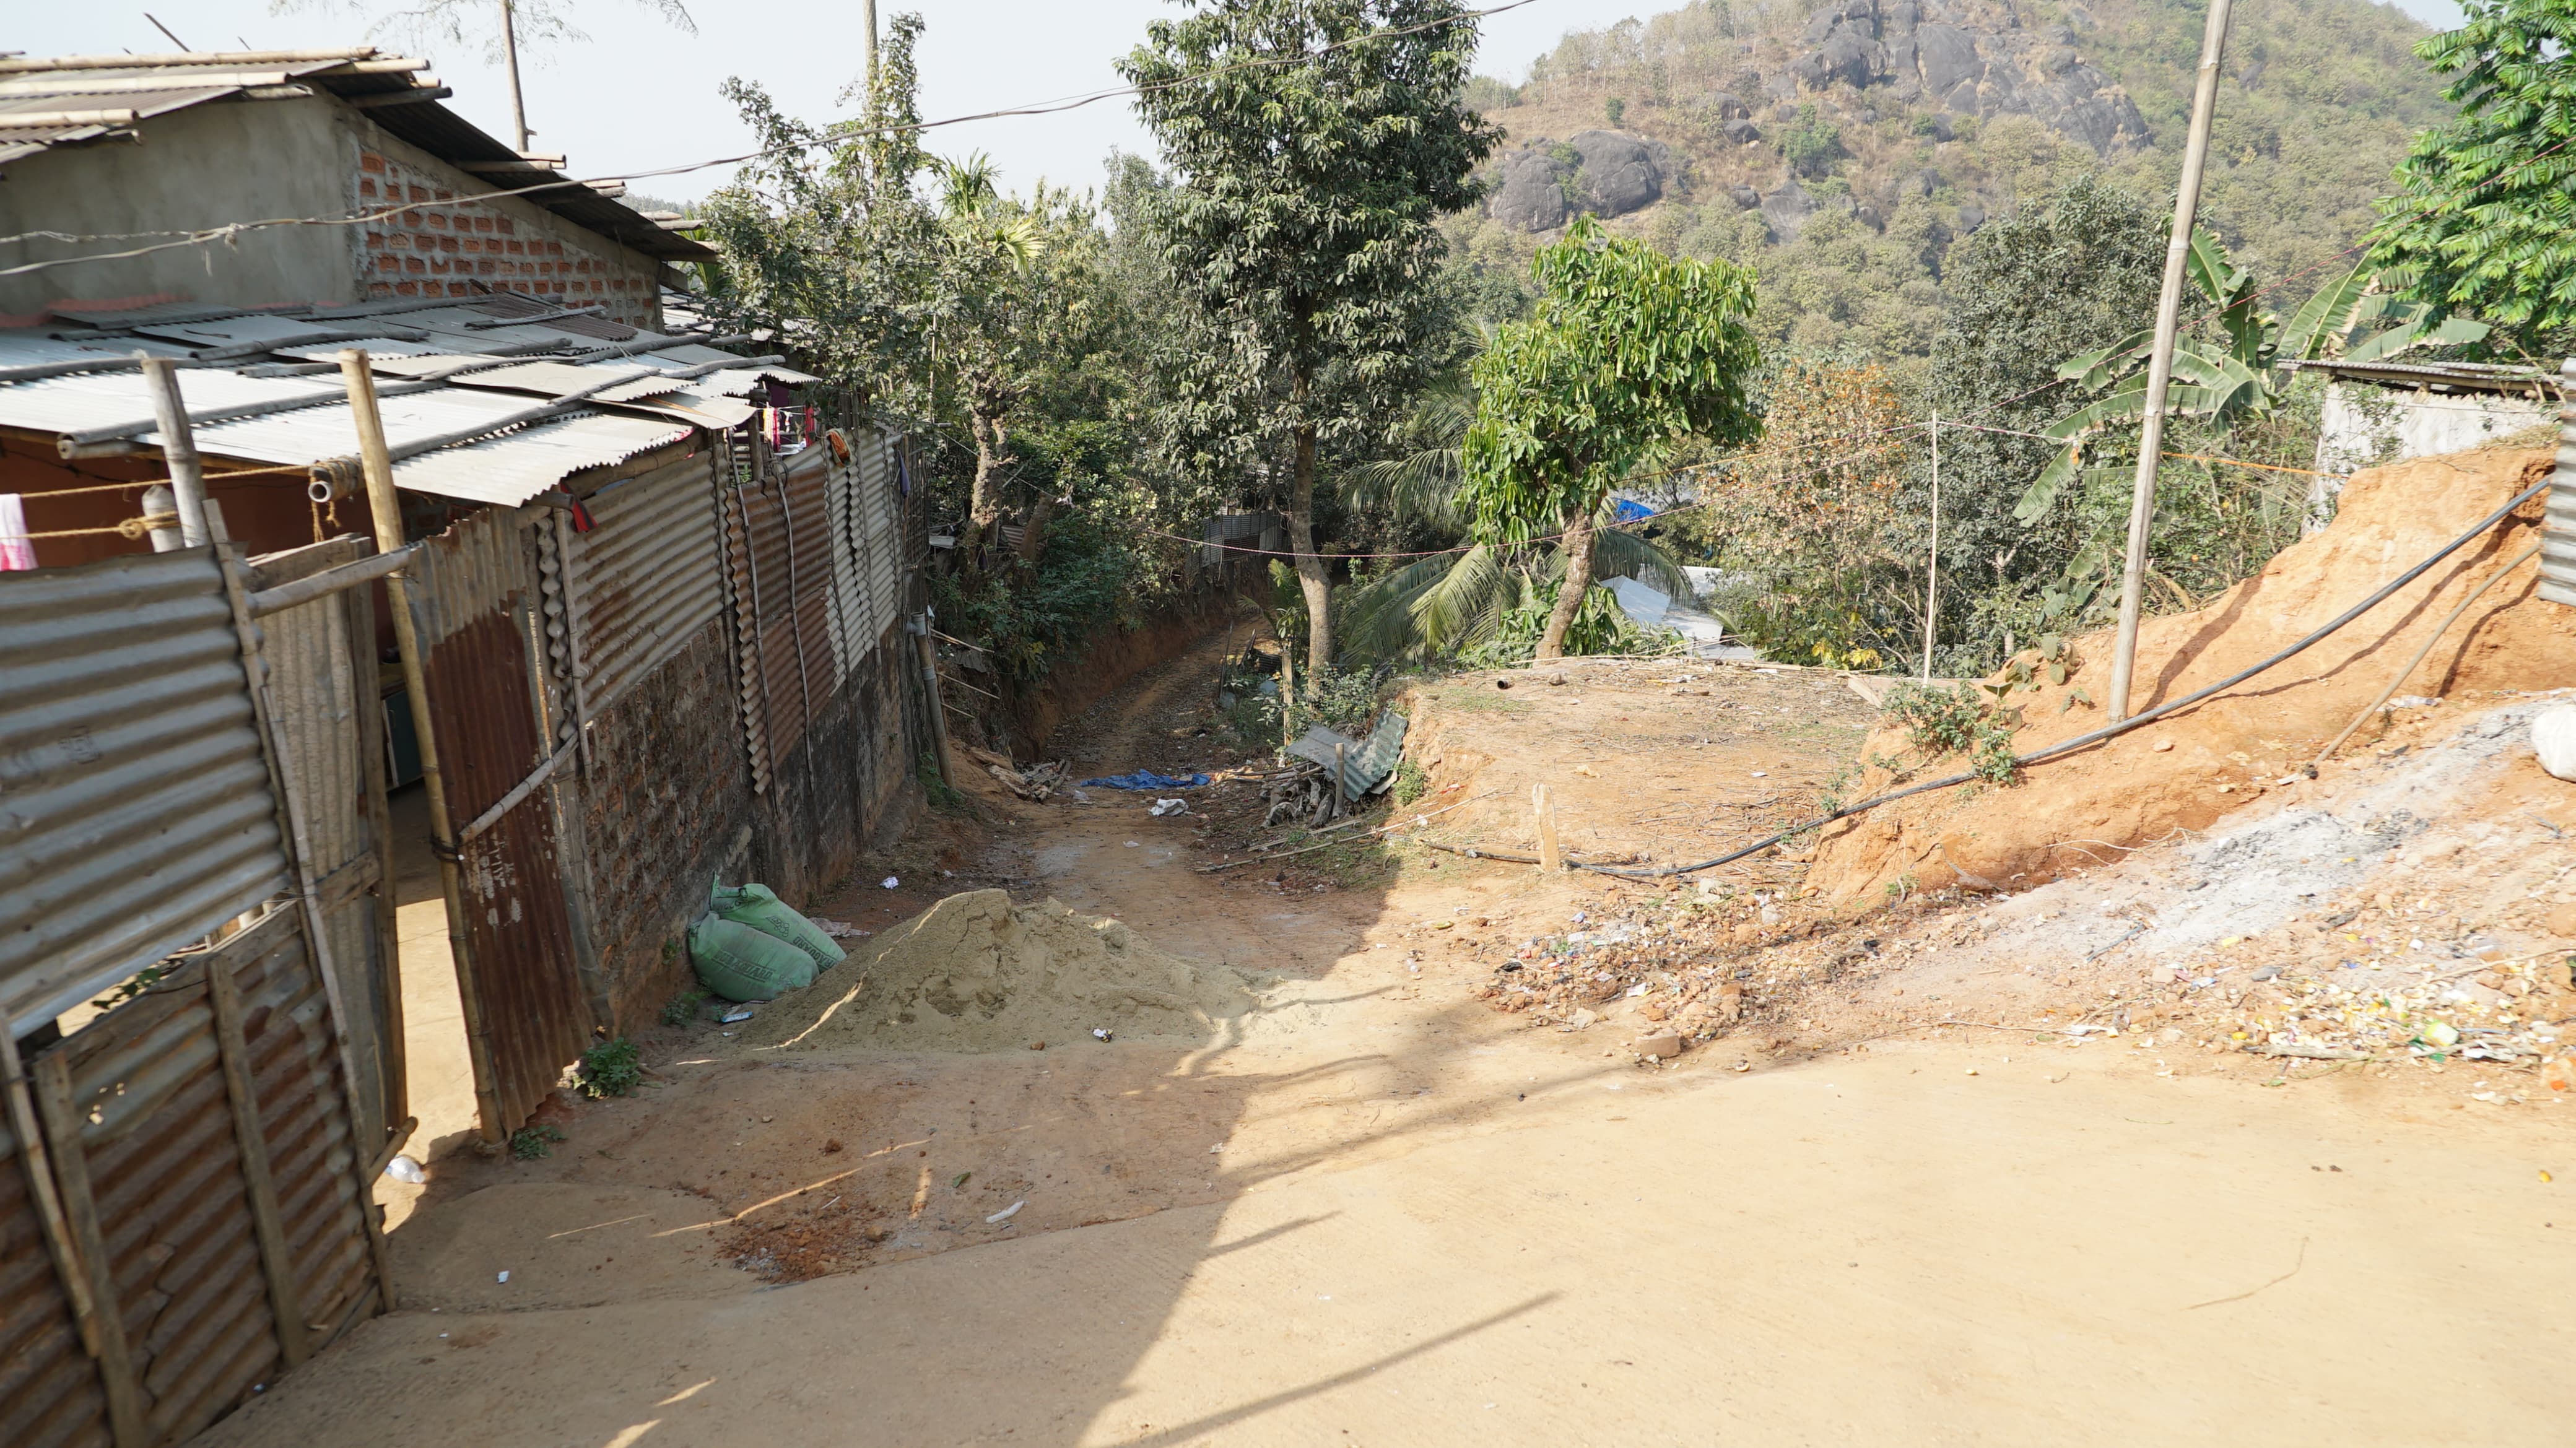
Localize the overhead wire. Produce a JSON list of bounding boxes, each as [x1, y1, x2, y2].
[[0, 0, 1549, 277]]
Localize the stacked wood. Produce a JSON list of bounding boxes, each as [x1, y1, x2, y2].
[[968, 747, 1069, 801]]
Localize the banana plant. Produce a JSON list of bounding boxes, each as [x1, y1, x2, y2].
[[2013, 229, 2489, 522]]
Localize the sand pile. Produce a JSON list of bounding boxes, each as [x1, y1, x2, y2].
[[735, 890, 1258, 1053], [1808, 445, 2576, 904]]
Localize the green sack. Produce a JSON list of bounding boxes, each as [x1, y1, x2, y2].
[[710, 883, 848, 969], [688, 915, 819, 1003]]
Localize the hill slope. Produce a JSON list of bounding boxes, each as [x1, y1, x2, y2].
[[1453, 0, 2449, 361]]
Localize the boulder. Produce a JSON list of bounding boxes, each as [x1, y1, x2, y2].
[[1567, 130, 1671, 217], [1726, 183, 1762, 210], [1760, 181, 1819, 240], [1707, 91, 1752, 119], [1722, 116, 1764, 146], [1488, 149, 1570, 233]]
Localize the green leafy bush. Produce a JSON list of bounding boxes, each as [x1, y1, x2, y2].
[[510, 1124, 565, 1160], [577, 1037, 644, 1099], [1881, 681, 2020, 784]]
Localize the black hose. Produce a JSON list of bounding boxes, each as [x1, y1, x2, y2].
[[1578, 478, 2551, 882]]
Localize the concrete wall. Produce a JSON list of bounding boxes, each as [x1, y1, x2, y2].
[[1, 92, 669, 325]]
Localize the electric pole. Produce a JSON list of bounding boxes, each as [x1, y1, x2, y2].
[[500, 0, 531, 152], [2105, 0, 2235, 721]]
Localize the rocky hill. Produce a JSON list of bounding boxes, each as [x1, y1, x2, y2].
[[1452, 0, 2451, 361]]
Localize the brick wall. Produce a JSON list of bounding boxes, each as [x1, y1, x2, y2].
[[352, 147, 661, 327]]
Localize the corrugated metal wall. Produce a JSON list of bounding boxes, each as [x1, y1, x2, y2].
[[568, 448, 728, 716], [9, 903, 381, 1447], [0, 550, 290, 1032], [405, 509, 591, 1135], [822, 428, 902, 677], [721, 443, 837, 791], [2544, 360, 2576, 608], [245, 538, 402, 1149]]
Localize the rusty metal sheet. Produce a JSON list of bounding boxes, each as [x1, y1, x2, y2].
[[569, 449, 725, 716], [820, 428, 905, 678], [2544, 368, 2576, 609], [22, 904, 381, 1444], [0, 1103, 110, 1448], [0, 548, 290, 1034], [407, 511, 590, 1134], [245, 537, 396, 1149], [865, 436, 904, 634]]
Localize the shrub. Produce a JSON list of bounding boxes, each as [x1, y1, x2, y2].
[[577, 1037, 644, 1099]]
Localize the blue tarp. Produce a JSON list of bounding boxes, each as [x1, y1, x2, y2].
[[1612, 497, 1656, 522], [1079, 770, 1211, 790]]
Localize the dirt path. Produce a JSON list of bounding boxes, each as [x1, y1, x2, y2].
[[204, 627, 2575, 1448]]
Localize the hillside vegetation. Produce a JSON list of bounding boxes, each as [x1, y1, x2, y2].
[[1450, 0, 2448, 362]]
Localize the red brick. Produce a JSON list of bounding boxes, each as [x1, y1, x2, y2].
[[376, 255, 400, 274], [474, 216, 494, 233], [497, 217, 515, 235], [402, 209, 422, 226], [394, 280, 419, 295], [358, 178, 378, 198], [360, 151, 386, 174], [409, 184, 431, 202], [405, 257, 427, 274]]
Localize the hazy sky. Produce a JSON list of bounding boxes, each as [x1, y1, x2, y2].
[[17, 0, 2469, 205]]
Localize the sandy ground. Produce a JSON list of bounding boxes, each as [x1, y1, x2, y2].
[[209, 626, 2575, 1448]]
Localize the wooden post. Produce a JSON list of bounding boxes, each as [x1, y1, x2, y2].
[[137, 354, 208, 547], [202, 945, 311, 1368], [1533, 783, 1563, 872], [1331, 742, 1347, 822], [338, 350, 508, 1149], [914, 626, 954, 787], [0, 1006, 106, 1361], [213, 540, 402, 1310], [1921, 410, 1939, 681], [2106, 0, 2235, 722], [32, 1054, 150, 1448]]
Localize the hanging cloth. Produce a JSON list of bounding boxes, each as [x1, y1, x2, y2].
[[0, 495, 34, 571]]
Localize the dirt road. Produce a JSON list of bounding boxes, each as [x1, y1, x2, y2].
[[204, 629, 2574, 1447]]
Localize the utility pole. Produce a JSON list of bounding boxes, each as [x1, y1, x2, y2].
[[499, 0, 531, 152], [861, 0, 880, 105], [1921, 412, 1939, 681], [2105, 0, 2235, 722]]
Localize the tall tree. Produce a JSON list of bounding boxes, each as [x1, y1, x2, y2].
[[1462, 215, 1761, 661], [698, 13, 936, 409], [1121, 0, 1497, 675], [1922, 176, 2162, 659], [2369, 0, 2576, 349]]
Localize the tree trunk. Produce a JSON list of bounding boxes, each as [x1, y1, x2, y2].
[[1534, 507, 1596, 661], [1286, 380, 1332, 678], [966, 407, 1007, 558]]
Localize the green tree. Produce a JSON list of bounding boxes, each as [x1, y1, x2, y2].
[[1922, 176, 2163, 665], [1462, 214, 1761, 660], [2369, 0, 2576, 348], [698, 13, 936, 410], [1120, 0, 1499, 676]]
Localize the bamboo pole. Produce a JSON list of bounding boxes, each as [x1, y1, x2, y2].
[[336, 350, 508, 1148], [137, 354, 207, 547], [0, 1005, 106, 1364], [32, 1055, 149, 1448], [1533, 783, 1563, 872], [1921, 412, 1939, 680], [2105, 0, 2236, 722]]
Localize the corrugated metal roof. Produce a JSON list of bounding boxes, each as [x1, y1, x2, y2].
[[391, 411, 692, 505], [2282, 358, 2567, 397], [0, 47, 713, 261], [0, 298, 801, 506]]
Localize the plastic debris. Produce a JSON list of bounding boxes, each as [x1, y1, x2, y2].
[[384, 1154, 425, 1184], [1091, 1027, 1113, 1042], [1149, 797, 1189, 817], [721, 1005, 755, 1024], [1080, 770, 1212, 790], [497, 1271, 510, 1284], [882, 876, 900, 889], [986, 1200, 1025, 1224]]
